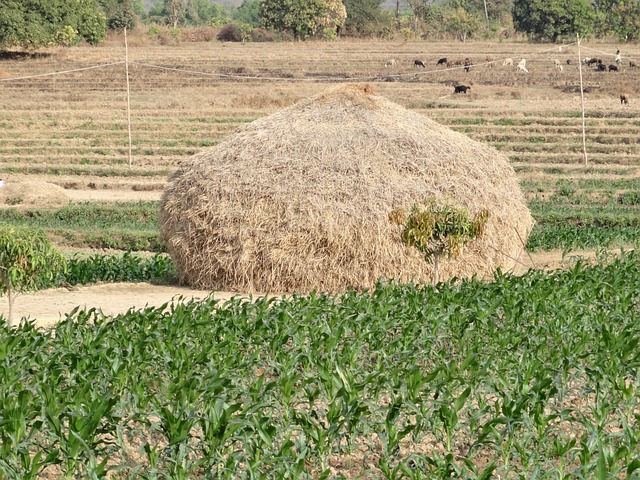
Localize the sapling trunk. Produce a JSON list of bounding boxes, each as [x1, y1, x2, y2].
[[3, 275, 13, 327]]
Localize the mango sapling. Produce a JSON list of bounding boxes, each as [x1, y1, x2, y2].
[[398, 200, 488, 284], [0, 227, 67, 326]]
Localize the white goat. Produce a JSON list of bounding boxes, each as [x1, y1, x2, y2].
[[384, 59, 397, 68]]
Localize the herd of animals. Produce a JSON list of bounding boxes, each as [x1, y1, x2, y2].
[[383, 48, 635, 103]]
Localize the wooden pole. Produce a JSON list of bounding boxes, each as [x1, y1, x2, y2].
[[577, 33, 588, 166], [125, 27, 133, 168]]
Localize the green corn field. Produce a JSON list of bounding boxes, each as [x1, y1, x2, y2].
[[2, 252, 640, 479]]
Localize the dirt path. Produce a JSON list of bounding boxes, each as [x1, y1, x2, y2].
[[0, 283, 245, 329], [64, 189, 163, 202]]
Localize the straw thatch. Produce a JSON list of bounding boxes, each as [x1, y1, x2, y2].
[[160, 84, 534, 293], [0, 181, 69, 209]]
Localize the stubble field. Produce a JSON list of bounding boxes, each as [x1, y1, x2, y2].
[[1, 36, 640, 255]]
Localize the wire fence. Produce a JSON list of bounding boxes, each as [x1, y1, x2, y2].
[[0, 36, 631, 168]]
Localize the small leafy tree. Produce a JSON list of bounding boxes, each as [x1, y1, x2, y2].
[[0, 0, 107, 50], [512, 0, 596, 42], [398, 200, 488, 284], [260, 0, 346, 39], [0, 228, 67, 327]]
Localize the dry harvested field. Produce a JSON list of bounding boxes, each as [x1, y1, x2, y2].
[[1, 37, 639, 198]]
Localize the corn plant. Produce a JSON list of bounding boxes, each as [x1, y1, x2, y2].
[[1, 252, 640, 477]]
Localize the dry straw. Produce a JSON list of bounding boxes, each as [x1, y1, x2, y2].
[[160, 84, 534, 293], [0, 181, 69, 209]]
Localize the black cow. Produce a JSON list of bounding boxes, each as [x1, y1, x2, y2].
[[454, 85, 471, 94], [597, 63, 607, 71], [437, 57, 448, 66], [587, 58, 602, 66], [414, 59, 426, 68], [608, 64, 619, 72]]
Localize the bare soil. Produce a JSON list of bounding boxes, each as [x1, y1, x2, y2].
[[0, 283, 243, 328]]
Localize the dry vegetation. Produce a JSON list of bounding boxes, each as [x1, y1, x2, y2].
[[1, 36, 639, 200]]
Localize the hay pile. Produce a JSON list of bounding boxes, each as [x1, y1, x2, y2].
[[160, 84, 534, 293], [0, 181, 69, 209]]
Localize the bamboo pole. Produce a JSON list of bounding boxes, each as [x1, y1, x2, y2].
[[576, 33, 588, 166], [125, 27, 133, 168]]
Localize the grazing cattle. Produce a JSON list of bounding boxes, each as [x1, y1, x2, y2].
[[518, 58, 526, 68], [464, 58, 472, 72], [630, 60, 638, 68], [503, 58, 513, 66], [621, 94, 629, 104], [453, 85, 471, 94], [587, 58, 602, 66], [517, 64, 529, 73], [437, 57, 448, 66], [597, 63, 607, 71], [554, 59, 563, 72], [414, 59, 426, 68], [384, 59, 397, 68], [609, 64, 619, 72], [566, 59, 571, 65]]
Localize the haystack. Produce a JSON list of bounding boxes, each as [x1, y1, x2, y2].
[[0, 181, 69, 209], [160, 84, 534, 293]]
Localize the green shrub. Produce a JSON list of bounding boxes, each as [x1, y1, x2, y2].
[[61, 252, 177, 286], [0, 227, 67, 326], [618, 191, 640, 205]]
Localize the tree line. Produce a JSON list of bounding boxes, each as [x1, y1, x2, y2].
[[2, 0, 640, 49]]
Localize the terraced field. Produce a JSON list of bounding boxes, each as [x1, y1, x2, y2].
[[1, 36, 639, 253]]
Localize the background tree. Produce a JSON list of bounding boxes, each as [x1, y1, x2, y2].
[[0, 0, 107, 50], [594, 0, 640, 41], [184, 0, 229, 26], [512, 0, 596, 42], [234, 0, 262, 27], [0, 228, 67, 327], [152, 0, 186, 27], [410, 0, 485, 40], [260, 0, 346, 39], [444, 6, 481, 41], [341, 0, 388, 35], [98, 0, 139, 30]]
